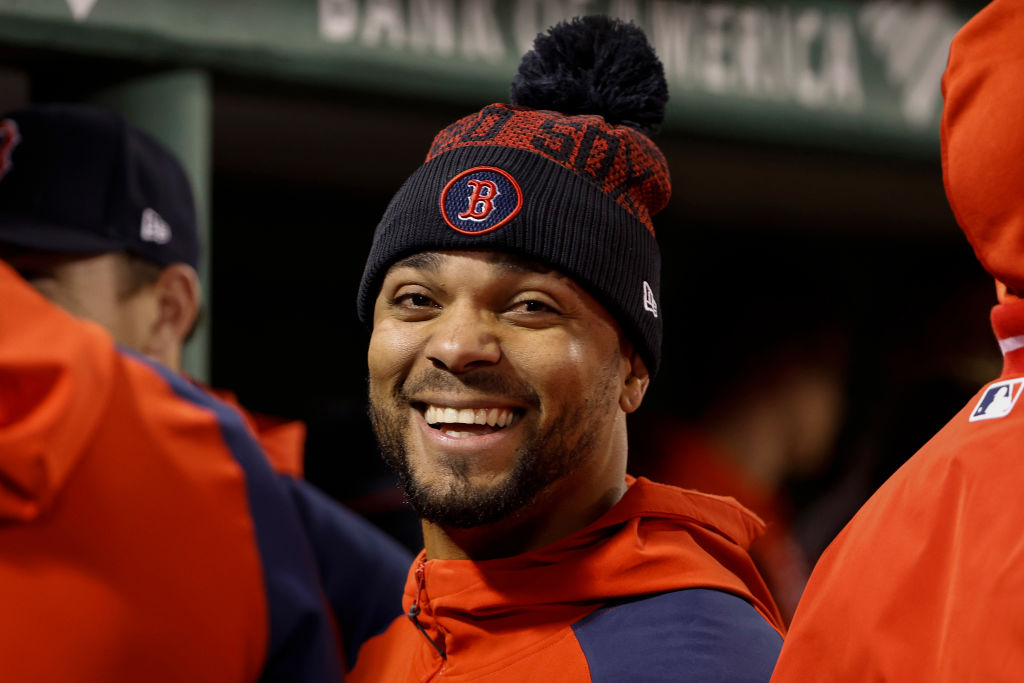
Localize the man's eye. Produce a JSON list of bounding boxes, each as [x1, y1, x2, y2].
[[394, 293, 437, 308], [510, 299, 558, 314]]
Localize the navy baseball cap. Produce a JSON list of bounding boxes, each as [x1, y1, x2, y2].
[[0, 103, 199, 269]]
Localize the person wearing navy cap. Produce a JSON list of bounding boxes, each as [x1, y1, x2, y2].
[[0, 103, 409, 679], [0, 104, 201, 364]]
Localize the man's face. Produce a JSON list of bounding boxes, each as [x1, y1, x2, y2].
[[2, 250, 158, 348], [368, 250, 635, 529]]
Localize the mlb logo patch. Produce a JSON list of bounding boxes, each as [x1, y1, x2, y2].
[[969, 378, 1024, 422], [440, 166, 523, 235]]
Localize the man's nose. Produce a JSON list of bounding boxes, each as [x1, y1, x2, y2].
[[424, 304, 501, 373]]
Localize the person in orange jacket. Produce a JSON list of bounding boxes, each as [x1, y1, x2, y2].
[[0, 169, 342, 681], [770, 2, 1024, 680], [347, 17, 786, 682], [0, 103, 410, 675]]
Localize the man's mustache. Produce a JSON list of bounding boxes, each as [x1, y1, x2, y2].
[[397, 368, 540, 408]]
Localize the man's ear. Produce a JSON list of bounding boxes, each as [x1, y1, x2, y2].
[[619, 346, 651, 414], [143, 263, 201, 368]]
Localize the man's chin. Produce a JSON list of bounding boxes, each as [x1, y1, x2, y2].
[[397, 462, 551, 530], [404, 479, 524, 529]]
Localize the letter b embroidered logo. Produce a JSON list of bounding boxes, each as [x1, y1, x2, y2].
[[441, 166, 523, 235], [458, 179, 500, 221]]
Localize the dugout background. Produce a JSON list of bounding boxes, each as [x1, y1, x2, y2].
[[0, 0, 998, 553]]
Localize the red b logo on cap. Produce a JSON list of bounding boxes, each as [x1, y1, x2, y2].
[[0, 118, 20, 181], [458, 179, 500, 221], [440, 166, 523, 235]]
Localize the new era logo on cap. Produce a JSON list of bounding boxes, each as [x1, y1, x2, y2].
[[0, 118, 20, 180], [140, 208, 172, 245], [642, 281, 658, 318], [969, 378, 1024, 422], [440, 166, 523, 235]]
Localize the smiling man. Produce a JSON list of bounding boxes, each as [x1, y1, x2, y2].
[[348, 17, 785, 683], [370, 250, 636, 556]]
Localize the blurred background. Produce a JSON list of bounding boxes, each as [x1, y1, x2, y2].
[[0, 0, 999, 617]]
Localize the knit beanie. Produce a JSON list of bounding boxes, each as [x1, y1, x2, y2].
[[357, 16, 671, 375], [942, 0, 1024, 293]]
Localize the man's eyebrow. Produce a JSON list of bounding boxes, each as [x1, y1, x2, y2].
[[485, 252, 558, 276], [389, 250, 567, 280], [391, 252, 443, 272]]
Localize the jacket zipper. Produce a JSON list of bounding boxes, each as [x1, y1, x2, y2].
[[407, 561, 447, 661]]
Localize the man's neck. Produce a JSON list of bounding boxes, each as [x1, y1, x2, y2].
[[421, 476, 627, 561]]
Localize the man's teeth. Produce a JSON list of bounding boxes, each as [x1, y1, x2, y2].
[[423, 404, 518, 428]]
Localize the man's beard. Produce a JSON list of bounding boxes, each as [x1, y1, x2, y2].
[[368, 369, 603, 529]]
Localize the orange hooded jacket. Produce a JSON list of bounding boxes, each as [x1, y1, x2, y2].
[[772, 3, 1024, 680], [199, 386, 413, 671], [771, 301, 1024, 682], [0, 261, 343, 682], [350, 477, 785, 682], [648, 427, 810, 624], [204, 386, 306, 478]]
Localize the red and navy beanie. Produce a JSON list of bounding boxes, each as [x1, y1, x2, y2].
[[357, 16, 671, 375]]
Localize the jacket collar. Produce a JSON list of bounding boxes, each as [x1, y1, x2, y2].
[[403, 476, 784, 659], [991, 300, 1024, 377]]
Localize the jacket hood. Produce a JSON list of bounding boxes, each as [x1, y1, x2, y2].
[[0, 262, 115, 521], [942, 0, 1024, 291], [405, 476, 784, 652]]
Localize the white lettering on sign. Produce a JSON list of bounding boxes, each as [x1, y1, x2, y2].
[[649, 2, 864, 111], [702, 5, 730, 92], [410, 0, 456, 56], [609, 0, 642, 24], [320, 0, 360, 41], [461, 0, 504, 62], [66, 0, 99, 22], [859, 0, 959, 129], [514, 0, 597, 54], [362, 0, 406, 49], [650, 2, 699, 86], [322, 0, 506, 61], [315, 0, 955, 129]]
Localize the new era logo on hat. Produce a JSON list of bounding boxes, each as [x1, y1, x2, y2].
[[140, 208, 172, 245], [440, 166, 523, 235], [642, 281, 658, 318]]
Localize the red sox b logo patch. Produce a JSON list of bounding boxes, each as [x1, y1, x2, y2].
[[0, 118, 21, 181], [441, 166, 523, 235], [458, 179, 500, 221]]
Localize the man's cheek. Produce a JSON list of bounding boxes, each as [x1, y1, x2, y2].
[[369, 331, 420, 377]]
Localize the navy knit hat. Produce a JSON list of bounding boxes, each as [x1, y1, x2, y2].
[[357, 16, 670, 375], [0, 103, 199, 269]]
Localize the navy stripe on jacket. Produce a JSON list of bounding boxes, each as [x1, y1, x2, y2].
[[573, 588, 782, 683], [129, 351, 345, 683]]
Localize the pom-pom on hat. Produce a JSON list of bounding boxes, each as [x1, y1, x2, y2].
[[358, 16, 671, 375], [942, 0, 1024, 293]]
